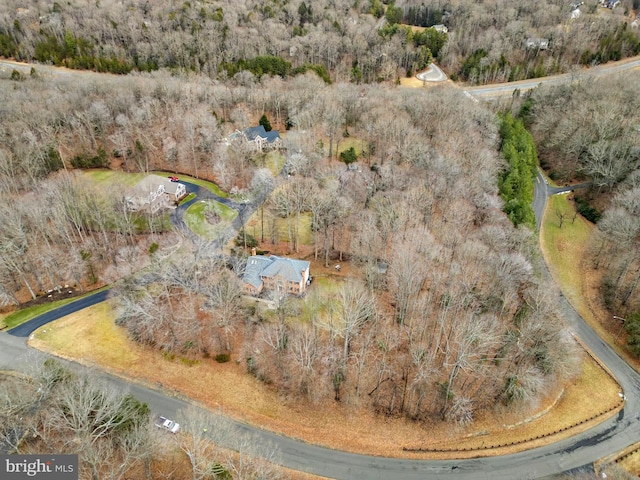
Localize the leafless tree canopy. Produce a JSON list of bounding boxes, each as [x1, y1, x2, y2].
[[1, 362, 284, 479], [115, 247, 243, 357], [0, 0, 638, 84], [526, 73, 640, 318], [0, 63, 581, 425]]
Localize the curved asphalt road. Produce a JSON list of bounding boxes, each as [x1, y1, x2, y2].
[[7, 289, 110, 337], [464, 56, 640, 99], [416, 63, 447, 82], [1, 57, 639, 478], [172, 180, 259, 250], [2, 178, 640, 479], [2, 302, 640, 480]]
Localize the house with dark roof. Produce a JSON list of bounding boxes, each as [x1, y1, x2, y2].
[[243, 254, 310, 296], [225, 125, 283, 151], [242, 125, 282, 152]]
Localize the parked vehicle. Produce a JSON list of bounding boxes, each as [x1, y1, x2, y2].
[[168, 176, 179, 182], [155, 416, 180, 433]]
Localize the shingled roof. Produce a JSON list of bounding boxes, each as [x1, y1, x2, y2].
[[243, 125, 281, 144], [244, 255, 275, 289], [243, 255, 310, 290], [260, 256, 309, 282]]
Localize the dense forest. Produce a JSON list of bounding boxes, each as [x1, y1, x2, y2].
[[1, 0, 640, 478], [0, 0, 638, 83], [0, 63, 585, 475], [434, 0, 640, 82]]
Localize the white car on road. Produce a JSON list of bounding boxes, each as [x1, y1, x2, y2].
[[155, 416, 180, 433]]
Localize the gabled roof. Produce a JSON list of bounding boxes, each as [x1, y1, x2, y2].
[[163, 181, 183, 195], [243, 255, 310, 288], [244, 256, 274, 289], [244, 126, 281, 144], [525, 38, 549, 49], [263, 130, 281, 143], [132, 174, 166, 193], [260, 256, 310, 282], [131, 174, 184, 197]]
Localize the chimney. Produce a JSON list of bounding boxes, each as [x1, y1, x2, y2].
[[251, 247, 257, 256]]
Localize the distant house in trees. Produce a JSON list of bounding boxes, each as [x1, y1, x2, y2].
[[228, 125, 282, 152], [126, 174, 187, 212], [524, 38, 549, 50], [243, 253, 311, 296]]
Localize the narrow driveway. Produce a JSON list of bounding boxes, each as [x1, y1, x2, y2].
[[0, 174, 637, 479], [1, 55, 639, 478], [532, 169, 591, 231], [7, 290, 110, 337], [172, 179, 257, 251], [4, 216, 640, 480], [416, 63, 447, 82]]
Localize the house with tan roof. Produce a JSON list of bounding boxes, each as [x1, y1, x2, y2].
[[126, 174, 187, 212]]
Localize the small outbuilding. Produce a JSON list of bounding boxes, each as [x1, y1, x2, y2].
[[524, 38, 549, 50]]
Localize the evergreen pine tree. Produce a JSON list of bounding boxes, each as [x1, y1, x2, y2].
[[259, 114, 272, 132]]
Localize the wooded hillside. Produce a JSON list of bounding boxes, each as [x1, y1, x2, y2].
[[0, 61, 579, 426], [2, 2, 640, 479], [0, 0, 638, 83]]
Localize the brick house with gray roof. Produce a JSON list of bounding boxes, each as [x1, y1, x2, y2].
[[227, 125, 282, 152], [243, 254, 310, 296]]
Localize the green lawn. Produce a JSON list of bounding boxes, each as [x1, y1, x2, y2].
[[85, 170, 227, 199], [132, 212, 172, 233], [1, 287, 110, 330], [179, 192, 196, 205], [264, 151, 286, 177], [337, 136, 368, 156], [255, 276, 343, 326], [84, 169, 146, 186], [320, 136, 369, 161], [297, 277, 341, 324], [184, 200, 237, 240], [541, 194, 593, 305]]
